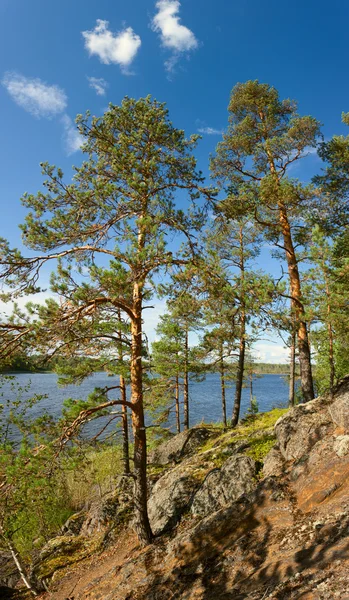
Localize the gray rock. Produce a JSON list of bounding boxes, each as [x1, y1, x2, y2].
[[333, 435, 349, 457], [191, 454, 257, 518], [60, 510, 86, 536], [330, 392, 349, 433], [148, 427, 217, 466], [275, 399, 332, 462], [148, 463, 200, 535], [262, 446, 285, 478], [80, 476, 133, 536]]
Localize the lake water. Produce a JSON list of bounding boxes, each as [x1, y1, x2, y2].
[[0, 372, 290, 440]]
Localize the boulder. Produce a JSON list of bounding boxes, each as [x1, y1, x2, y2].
[[148, 463, 200, 535], [80, 477, 133, 537], [262, 446, 285, 478], [148, 427, 217, 466], [274, 398, 333, 462], [191, 454, 257, 518], [333, 434, 349, 457], [329, 384, 349, 432]]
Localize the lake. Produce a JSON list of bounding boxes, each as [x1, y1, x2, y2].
[[0, 372, 290, 440]]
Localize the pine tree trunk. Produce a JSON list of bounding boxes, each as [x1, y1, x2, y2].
[[278, 202, 315, 402], [183, 326, 189, 430], [120, 374, 130, 474], [231, 311, 246, 427], [232, 225, 246, 427], [264, 134, 314, 403], [175, 375, 181, 433], [325, 278, 335, 397], [117, 312, 130, 476], [219, 348, 227, 428], [130, 286, 152, 546], [289, 325, 296, 407]]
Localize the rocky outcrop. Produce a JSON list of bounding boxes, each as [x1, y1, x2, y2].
[[329, 378, 349, 431], [262, 445, 285, 477], [25, 378, 349, 599], [148, 464, 200, 535], [80, 476, 133, 537], [31, 534, 102, 588], [274, 396, 333, 461], [191, 454, 257, 517], [148, 427, 217, 465]]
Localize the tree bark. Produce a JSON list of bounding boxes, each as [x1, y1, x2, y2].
[[175, 375, 181, 433], [231, 312, 246, 427], [324, 278, 335, 397], [183, 326, 189, 430], [130, 284, 152, 546], [117, 311, 130, 475], [289, 324, 296, 407], [219, 347, 227, 428], [120, 374, 130, 474]]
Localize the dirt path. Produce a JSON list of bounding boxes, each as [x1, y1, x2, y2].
[[37, 529, 139, 600]]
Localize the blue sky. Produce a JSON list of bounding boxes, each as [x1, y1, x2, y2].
[[1, 0, 349, 361]]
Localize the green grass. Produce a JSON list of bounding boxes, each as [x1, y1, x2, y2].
[[198, 408, 288, 455]]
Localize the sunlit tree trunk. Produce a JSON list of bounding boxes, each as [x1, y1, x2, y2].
[[130, 282, 152, 545]]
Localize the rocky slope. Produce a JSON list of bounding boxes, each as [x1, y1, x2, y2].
[[4, 378, 349, 599]]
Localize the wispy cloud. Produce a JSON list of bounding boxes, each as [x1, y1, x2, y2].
[[2, 72, 67, 118], [87, 76, 108, 96], [61, 115, 83, 156], [152, 0, 198, 72], [198, 126, 223, 135], [82, 20, 141, 72]]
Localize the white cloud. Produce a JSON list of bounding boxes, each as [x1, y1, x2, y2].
[[0, 291, 56, 317], [2, 72, 67, 118], [152, 0, 198, 71], [82, 20, 141, 72], [198, 127, 223, 135], [61, 115, 83, 156], [87, 76, 108, 96], [253, 342, 289, 364]]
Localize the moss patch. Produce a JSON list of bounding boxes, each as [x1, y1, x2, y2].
[[245, 434, 276, 462]]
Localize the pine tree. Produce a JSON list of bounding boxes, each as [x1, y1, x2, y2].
[[0, 97, 207, 545], [211, 80, 322, 402]]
